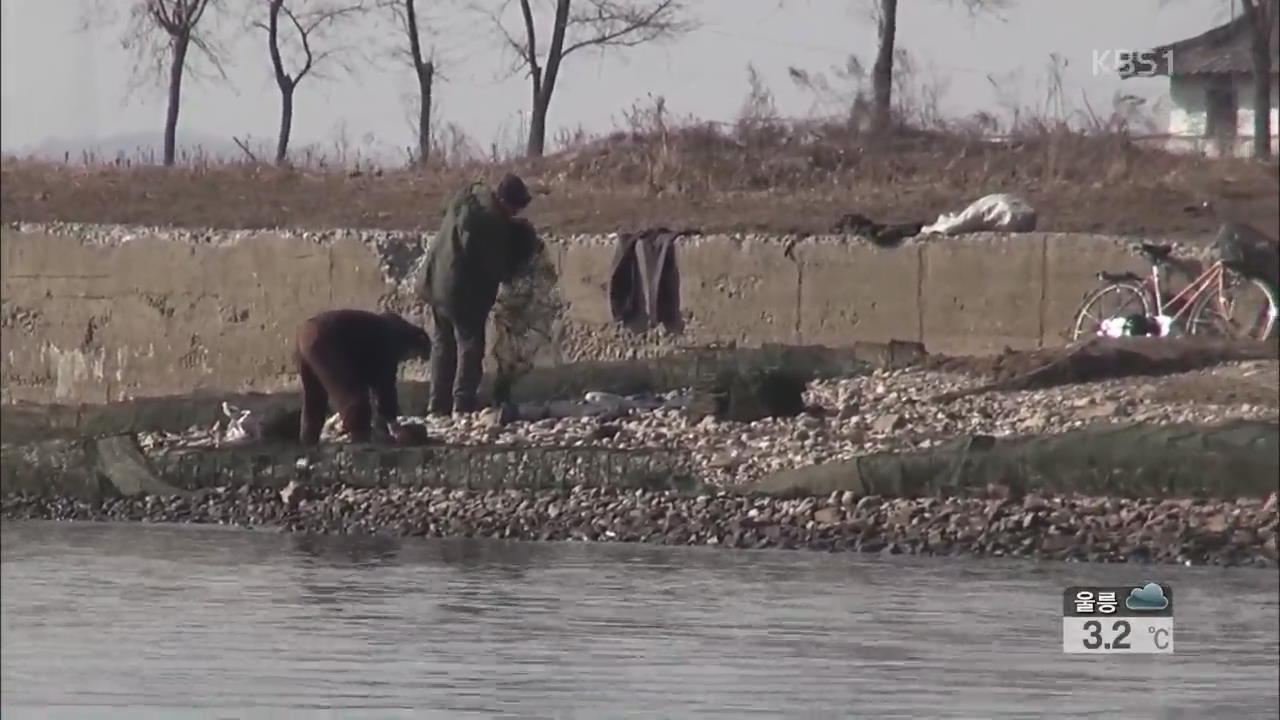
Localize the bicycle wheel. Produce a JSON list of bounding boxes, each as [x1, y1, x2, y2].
[[1187, 270, 1280, 340], [1070, 282, 1153, 341]]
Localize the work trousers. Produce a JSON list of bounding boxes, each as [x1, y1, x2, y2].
[[429, 306, 487, 415]]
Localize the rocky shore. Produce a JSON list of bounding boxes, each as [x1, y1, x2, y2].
[[138, 360, 1280, 487], [7, 349, 1275, 568], [4, 484, 1276, 568]]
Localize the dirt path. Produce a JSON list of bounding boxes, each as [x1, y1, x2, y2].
[[1144, 360, 1280, 407], [922, 337, 1279, 402]]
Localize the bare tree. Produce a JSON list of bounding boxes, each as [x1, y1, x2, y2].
[[91, 0, 229, 166], [787, 55, 868, 120], [386, 0, 439, 164], [1239, 0, 1278, 159], [491, 0, 696, 157], [869, 0, 898, 134], [867, 0, 1007, 133], [252, 0, 370, 165]]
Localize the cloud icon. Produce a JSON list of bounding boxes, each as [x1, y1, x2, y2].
[[1126, 583, 1169, 611]]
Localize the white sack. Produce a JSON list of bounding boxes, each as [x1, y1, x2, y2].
[[921, 193, 1037, 235]]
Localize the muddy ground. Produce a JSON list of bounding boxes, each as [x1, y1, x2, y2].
[[924, 337, 1280, 404], [1143, 361, 1280, 407]]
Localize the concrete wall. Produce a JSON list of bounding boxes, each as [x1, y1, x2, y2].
[[0, 223, 1161, 405]]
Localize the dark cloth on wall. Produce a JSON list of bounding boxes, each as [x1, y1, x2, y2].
[[831, 212, 924, 247], [609, 228, 688, 333]]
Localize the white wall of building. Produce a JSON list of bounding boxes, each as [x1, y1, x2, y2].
[[1165, 74, 1280, 157]]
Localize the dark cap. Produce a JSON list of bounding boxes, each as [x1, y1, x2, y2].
[[496, 173, 532, 211]]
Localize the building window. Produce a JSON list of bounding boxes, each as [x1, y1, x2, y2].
[[1204, 78, 1237, 138]]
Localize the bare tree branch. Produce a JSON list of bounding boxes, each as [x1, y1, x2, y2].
[[251, 0, 373, 164], [254, 0, 369, 88], [379, 0, 452, 69], [402, 0, 429, 72], [283, 4, 317, 81], [951, 0, 1009, 17], [487, 0, 697, 156], [482, 1, 532, 79], [380, 0, 445, 164], [82, 0, 232, 165], [232, 135, 262, 162], [519, 0, 541, 75], [861, 0, 1008, 133], [559, 0, 691, 59]]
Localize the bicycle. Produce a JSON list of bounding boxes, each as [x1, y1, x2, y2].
[[1070, 241, 1279, 341]]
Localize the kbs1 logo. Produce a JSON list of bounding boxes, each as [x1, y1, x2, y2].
[[1092, 49, 1172, 77]]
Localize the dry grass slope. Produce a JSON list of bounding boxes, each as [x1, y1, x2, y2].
[[3, 122, 1277, 237]]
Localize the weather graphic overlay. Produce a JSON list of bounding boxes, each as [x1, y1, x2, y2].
[[1062, 583, 1174, 654]]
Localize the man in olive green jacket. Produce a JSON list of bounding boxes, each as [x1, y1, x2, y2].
[[418, 173, 541, 415]]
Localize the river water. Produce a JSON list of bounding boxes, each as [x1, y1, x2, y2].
[[2, 521, 1277, 719]]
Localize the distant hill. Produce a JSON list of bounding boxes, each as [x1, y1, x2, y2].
[[8, 129, 404, 166], [14, 130, 246, 163]]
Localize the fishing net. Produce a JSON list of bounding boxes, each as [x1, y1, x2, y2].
[[490, 243, 566, 403], [1212, 222, 1280, 289]]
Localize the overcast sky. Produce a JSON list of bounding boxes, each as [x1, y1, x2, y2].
[[0, 0, 1233, 161]]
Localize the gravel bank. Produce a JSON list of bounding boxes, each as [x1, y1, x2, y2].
[[140, 361, 1280, 487], [4, 484, 1276, 568]]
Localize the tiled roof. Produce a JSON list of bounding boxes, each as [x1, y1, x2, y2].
[[1121, 14, 1279, 77]]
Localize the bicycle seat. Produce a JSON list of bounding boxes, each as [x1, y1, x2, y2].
[[1139, 243, 1173, 263]]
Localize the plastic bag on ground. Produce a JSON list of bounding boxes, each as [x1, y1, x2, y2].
[[219, 402, 262, 446], [921, 193, 1038, 235]]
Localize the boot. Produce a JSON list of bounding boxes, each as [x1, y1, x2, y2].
[[452, 392, 480, 415], [428, 385, 454, 416]]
